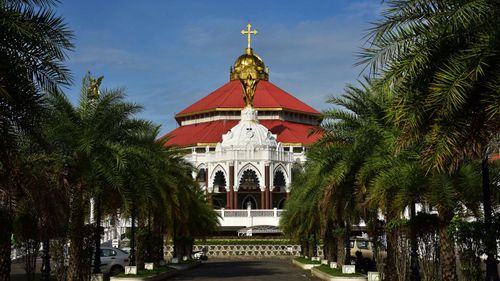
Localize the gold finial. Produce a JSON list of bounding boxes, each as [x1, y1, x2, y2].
[[241, 23, 257, 49], [230, 23, 268, 81]]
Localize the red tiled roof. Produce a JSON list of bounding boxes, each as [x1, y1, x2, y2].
[[163, 120, 322, 147], [176, 80, 320, 118]]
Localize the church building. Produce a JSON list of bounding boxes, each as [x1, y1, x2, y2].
[[162, 24, 321, 233]]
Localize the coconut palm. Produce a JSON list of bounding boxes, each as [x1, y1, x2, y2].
[[361, 1, 500, 279], [0, 1, 72, 278]]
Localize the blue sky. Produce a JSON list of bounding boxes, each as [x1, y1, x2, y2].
[[56, 0, 381, 135]]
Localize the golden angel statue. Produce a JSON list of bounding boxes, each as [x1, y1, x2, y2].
[[240, 75, 259, 107]]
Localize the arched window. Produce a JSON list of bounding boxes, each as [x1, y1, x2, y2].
[[213, 171, 227, 192], [239, 169, 260, 191], [196, 168, 206, 182], [273, 170, 286, 192]]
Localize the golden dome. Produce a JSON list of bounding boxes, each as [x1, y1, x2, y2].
[[230, 48, 269, 81]]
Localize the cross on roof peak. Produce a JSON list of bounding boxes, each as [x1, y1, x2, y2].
[[241, 23, 257, 49]]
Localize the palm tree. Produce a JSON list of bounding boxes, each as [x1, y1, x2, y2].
[[319, 81, 390, 266], [120, 128, 180, 268], [283, 80, 390, 266], [361, 1, 500, 279], [170, 166, 219, 260], [280, 164, 322, 258], [358, 133, 427, 281], [0, 1, 72, 279], [46, 74, 150, 281]]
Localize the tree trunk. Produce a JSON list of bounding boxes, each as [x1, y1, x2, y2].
[[172, 220, 177, 259], [301, 240, 308, 257], [129, 204, 136, 266], [323, 227, 336, 261], [174, 236, 185, 260], [409, 202, 421, 281], [92, 195, 101, 274], [185, 237, 193, 259], [136, 235, 144, 269], [67, 189, 84, 281], [307, 237, 314, 258], [438, 212, 457, 281], [136, 217, 145, 270], [344, 221, 351, 265], [386, 227, 398, 281], [0, 207, 12, 281], [482, 158, 500, 281], [336, 235, 345, 265]]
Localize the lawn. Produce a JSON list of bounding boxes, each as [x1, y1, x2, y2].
[[316, 265, 364, 277], [294, 257, 321, 264], [114, 265, 171, 278]]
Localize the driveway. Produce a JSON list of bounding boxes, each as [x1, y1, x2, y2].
[[170, 257, 320, 281]]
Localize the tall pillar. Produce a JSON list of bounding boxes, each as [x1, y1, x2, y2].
[[205, 168, 210, 201], [269, 189, 273, 209], [265, 165, 270, 209], [263, 187, 267, 209], [226, 189, 231, 209], [233, 190, 238, 209], [229, 165, 235, 209], [261, 190, 265, 209]]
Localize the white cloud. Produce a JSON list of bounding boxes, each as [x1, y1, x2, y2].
[[69, 46, 149, 71]]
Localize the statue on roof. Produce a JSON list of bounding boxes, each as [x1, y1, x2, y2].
[[240, 74, 259, 108], [87, 72, 104, 99]]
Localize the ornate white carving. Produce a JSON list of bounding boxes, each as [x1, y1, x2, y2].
[[221, 107, 277, 149]]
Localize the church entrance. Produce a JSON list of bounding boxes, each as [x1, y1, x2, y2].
[[237, 169, 261, 209]]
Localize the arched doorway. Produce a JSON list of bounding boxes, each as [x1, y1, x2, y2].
[[212, 171, 227, 209], [238, 169, 261, 208], [241, 195, 258, 209], [272, 170, 287, 209]]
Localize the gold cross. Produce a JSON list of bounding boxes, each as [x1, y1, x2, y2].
[[241, 23, 257, 49]]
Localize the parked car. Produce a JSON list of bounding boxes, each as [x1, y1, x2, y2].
[[350, 237, 373, 259], [100, 246, 130, 276], [349, 237, 386, 260]]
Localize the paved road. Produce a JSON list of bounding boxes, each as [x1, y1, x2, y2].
[[170, 258, 320, 281]]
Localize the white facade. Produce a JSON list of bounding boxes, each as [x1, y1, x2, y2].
[[185, 107, 306, 230]]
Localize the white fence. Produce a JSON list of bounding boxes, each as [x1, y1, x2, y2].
[[215, 208, 283, 228]]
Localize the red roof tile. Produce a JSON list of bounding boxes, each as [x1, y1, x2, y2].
[[176, 80, 320, 117], [163, 120, 321, 147]]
